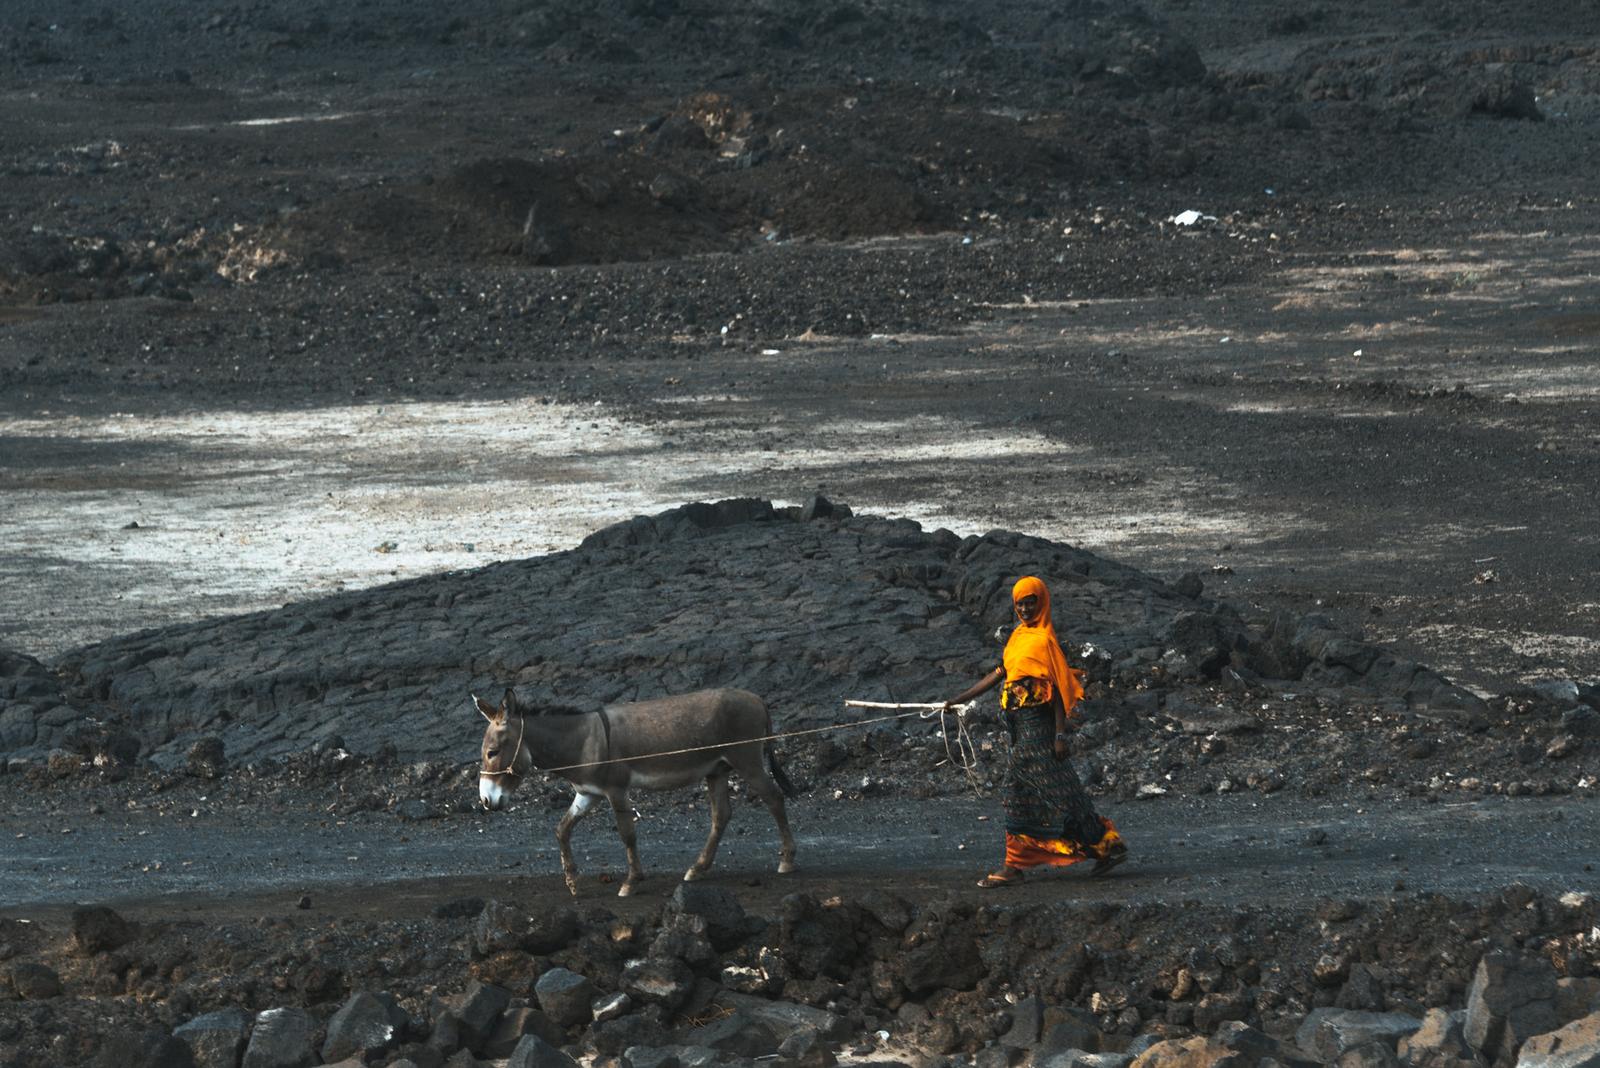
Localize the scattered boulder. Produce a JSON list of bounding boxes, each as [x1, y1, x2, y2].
[[321, 990, 407, 1062], [473, 901, 581, 957], [1463, 951, 1560, 1063], [1001, 994, 1044, 1049], [186, 736, 227, 778], [528, 907, 583, 954], [473, 902, 529, 957], [1397, 1008, 1473, 1066], [1335, 1042, 1401, 1068], [483, 1007, 564, 1058], [1211, 1021, 1280, 1060], [625, 1048, 683, 1068], [1295, 1008, 1420, 1062], [1518, 1011, 1600, 1068], [6, 961, 63, 1000], [1337, 964, 1385, 1011], [427, 1011, 463, 1056], [858, 890, 913, 934], [174, 1008, 250, 1068], [622, 957, 696, 1011], [1159, 612, 1235, 677], [713, 991, 849, 1042], [776, 1027, 837, 1068], [89, 1029, 199, 1068], [1037, 1053, 1133, 1068], [799, 495, 836, 522], [1558, 978, 1600, 1024], [668, 883, 750, 950], [535, 967, 597, 1029], [650, 913, 716, 970], [47, 748, 82, 777], [242, 1007, 315, 1068], [1040, 1007, 1102, 1054], [455, 981, 513, 1050], [1562, 706, 1600, 738], [900, 935, 984, 995], [647, 172, 697, 209], [506, 1033, 578, 1068], [591, 1010, 671, 1056], [681, 1010, 781, 1057], [71, 905, 133, 955], [1129, 1035, 1245, 1067], [778, 893, 857, 980], [1192, 991, 1251, 1031]]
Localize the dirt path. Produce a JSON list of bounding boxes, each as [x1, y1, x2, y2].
[[5, 791, 1593, 922]]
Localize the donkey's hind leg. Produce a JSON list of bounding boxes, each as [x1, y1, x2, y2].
[[556, 790, 599, 897], [747, 767, 797, 874], [604, 788, 647, 897], [686, 770, 732, 882]]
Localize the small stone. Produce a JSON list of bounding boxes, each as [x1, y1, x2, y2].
[[622, 958, 695, 1011], [186, 736, 227, 779], [593, 992, 632, 1023]]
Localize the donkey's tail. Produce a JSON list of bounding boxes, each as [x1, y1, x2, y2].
[[766, 745, 800, 799]]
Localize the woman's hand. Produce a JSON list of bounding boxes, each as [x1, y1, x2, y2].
[[1053, 733, 1069, 761]]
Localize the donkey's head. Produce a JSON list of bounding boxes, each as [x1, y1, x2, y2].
[[476, 688, 526, 811]]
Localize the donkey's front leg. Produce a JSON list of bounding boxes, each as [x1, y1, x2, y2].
[[555, 791, 598, 896], [605, 789, 646, 897]]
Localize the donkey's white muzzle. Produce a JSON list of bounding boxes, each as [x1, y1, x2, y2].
[[479, 776, 508, 811]]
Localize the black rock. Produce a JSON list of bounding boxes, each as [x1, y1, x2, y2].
[[186, 736, 227, 779], [71, 905, 133, 955], [321, 991, 407, 1063], [667, 883, 749, 951]]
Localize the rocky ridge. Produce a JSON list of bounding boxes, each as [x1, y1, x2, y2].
[[3, 883, 1600, 1068], [4, 500, 1598, 812]]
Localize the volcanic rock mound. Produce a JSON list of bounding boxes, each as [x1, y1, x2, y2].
[[8, 499, 1486, 767]]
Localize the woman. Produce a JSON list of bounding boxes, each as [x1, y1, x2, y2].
[[944, 575, 1127, 888]]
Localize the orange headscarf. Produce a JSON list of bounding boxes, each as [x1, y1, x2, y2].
[[1003, 576, 1085, 716]]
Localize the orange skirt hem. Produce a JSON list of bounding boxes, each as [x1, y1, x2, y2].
[[1004, 821, 1122, 871]]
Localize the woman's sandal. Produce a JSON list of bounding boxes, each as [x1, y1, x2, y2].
[[977, 870, 1022, 889], [1089, 842, 1128, 878]]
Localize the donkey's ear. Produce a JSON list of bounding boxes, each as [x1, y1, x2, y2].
[[502, 687, 519, 717], [472, 693, 498, 721]]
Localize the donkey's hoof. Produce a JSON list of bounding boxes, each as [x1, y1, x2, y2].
[[683, 866, 706, 882], [563, 876, 580, 897], [617, 883, 635, 898], [778, 860, 797, 875]]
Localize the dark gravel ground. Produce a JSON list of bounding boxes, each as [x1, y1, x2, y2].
[[4, 0, 1600, 1065]]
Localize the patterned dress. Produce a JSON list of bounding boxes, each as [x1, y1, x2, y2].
[[1002, 694, 1121, 869]]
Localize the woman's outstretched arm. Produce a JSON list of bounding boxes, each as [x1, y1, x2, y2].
[[944, 667, 1004, 708]]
